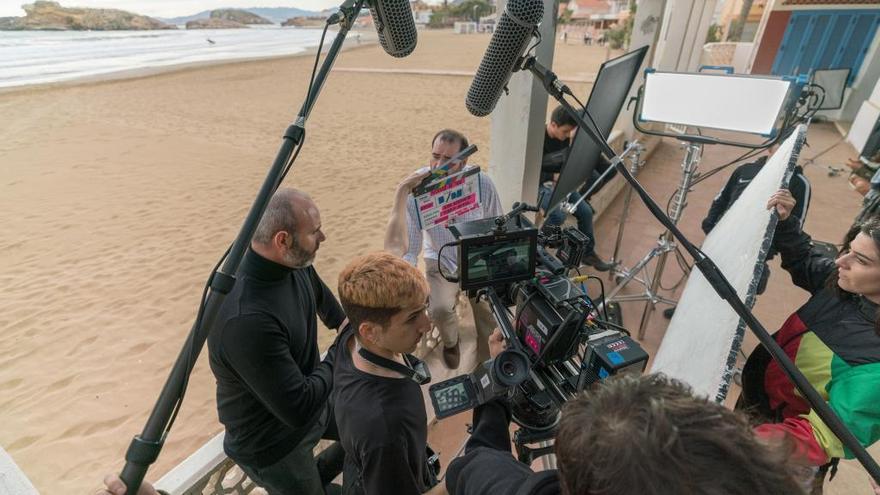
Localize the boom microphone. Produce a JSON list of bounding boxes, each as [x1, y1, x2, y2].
[[368, 0, 418, 58], [466, 0, 544, 116]]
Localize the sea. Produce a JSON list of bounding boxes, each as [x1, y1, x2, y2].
[[0, 25, 332, 88]]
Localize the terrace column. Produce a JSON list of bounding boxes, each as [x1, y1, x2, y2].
[[486, 0, 557, 211], [653, 0, 717, 72]]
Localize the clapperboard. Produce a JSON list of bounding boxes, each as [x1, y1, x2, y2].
[[412, 166, 482, 230]]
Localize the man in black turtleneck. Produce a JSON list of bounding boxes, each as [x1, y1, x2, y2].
[[208, 188, 347, 495]]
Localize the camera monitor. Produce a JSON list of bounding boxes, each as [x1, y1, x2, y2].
[[458, 228, 537, 291], [547, 45, 649, 213], [640, 71, 793, 136]]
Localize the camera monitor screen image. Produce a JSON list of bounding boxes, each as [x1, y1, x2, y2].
[[459, 229, 537, 290], [431, 379, 476, 417]]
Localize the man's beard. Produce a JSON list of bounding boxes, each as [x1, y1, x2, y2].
[[284, 240, 316, 268]]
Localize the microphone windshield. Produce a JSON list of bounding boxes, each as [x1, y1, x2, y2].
[[369, 0, 418, 58], [466, 0, 544, 116]]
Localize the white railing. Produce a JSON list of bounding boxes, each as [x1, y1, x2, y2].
[[154, 433, 261, 495], [700, 42, 754, 74], [0, 446, 39, 495]]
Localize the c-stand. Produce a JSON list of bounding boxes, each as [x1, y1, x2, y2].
[[117, 2, 366, 493], [519, 53, 880, 485], [602, 139, 702, 338]]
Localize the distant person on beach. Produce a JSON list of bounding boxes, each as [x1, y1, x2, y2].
[[384, 129, 503, 370], [208, 188, 347, 495]]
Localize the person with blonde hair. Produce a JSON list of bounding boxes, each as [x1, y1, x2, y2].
[[334, 252, 500, 495]]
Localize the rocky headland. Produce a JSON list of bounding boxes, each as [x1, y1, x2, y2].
[[0, 1, 174, 30]]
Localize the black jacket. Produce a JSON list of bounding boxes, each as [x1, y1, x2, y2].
[[702, 157, 811, 234], [445, 401, 561, 495], [541, 130, 570, 184], [208, 249, 345, 468]]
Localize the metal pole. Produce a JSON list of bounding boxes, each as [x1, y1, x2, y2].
[[610, 142, 644, 267], [118, 4, 364, 493], [635, 141, 702, 338]]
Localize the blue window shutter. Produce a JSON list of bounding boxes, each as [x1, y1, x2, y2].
[[772, 10, 880, 86]]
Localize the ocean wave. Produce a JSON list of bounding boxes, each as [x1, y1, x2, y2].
[[0, 27, 325, 88]]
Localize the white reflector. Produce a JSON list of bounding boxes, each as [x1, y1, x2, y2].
[[641, 71, 792, 136], [650, 125, 807, 401]]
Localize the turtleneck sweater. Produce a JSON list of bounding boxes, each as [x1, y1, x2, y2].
[[208, 248, 345, 467]]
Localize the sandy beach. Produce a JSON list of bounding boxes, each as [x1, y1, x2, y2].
[[0, 29, 621, 493]]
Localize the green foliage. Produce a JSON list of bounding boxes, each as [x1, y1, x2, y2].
[[606, 26, 626, 49], [606, 0, 635, 50], [558, 1, 571, 25], [706, 23, 722, 43]]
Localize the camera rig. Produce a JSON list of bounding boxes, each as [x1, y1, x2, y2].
[[428, 204, 648, 463]]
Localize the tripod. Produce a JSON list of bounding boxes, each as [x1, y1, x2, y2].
[[602, 140, 703, 339]]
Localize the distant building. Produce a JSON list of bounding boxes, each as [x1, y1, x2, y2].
[[410, 0, 433, 25], [745, 0, 880, 148], [717, 0, 768, 41], [565, 0, 629, 31]]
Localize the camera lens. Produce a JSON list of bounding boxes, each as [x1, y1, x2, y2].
[[501, 361, 517, 377]]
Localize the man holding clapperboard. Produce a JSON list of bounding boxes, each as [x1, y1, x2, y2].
[[383, 129, 503, 370]]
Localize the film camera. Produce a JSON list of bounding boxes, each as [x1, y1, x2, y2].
[[428, 203, 648, 461]]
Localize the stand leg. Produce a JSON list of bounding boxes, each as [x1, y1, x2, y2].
[[637, 235, 671, 339]]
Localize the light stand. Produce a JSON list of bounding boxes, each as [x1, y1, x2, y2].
[[117, 3, 364, 493], [602, 140, 702, 338], [608, 142, 645, 275], [519, 53, 880, 485]]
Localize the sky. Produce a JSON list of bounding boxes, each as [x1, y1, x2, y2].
[[0, 0, 732, 21], [0, 0, 437, 18]]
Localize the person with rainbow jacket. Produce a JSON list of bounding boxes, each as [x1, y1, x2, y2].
[[740, 189, 880, 494]]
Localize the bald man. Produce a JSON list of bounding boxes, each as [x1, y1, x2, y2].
[[208, 188, 347, 495]]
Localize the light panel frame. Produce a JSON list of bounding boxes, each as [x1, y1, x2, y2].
[[640, 70, 793, 137]]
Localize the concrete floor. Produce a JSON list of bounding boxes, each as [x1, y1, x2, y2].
[[420, 121, 879, 494]]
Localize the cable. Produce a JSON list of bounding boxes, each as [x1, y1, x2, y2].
[[587, 275, 609, 321], [302, 21, 332, 116], [513, 290, 538, 333], [570, 93, 608, 154], [436, 242, 460, 282]]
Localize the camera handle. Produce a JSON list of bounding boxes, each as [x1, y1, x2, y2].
[[483, 287, 526, 354], [492, 201, 538, 233], [521, 53, 880, 484]]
